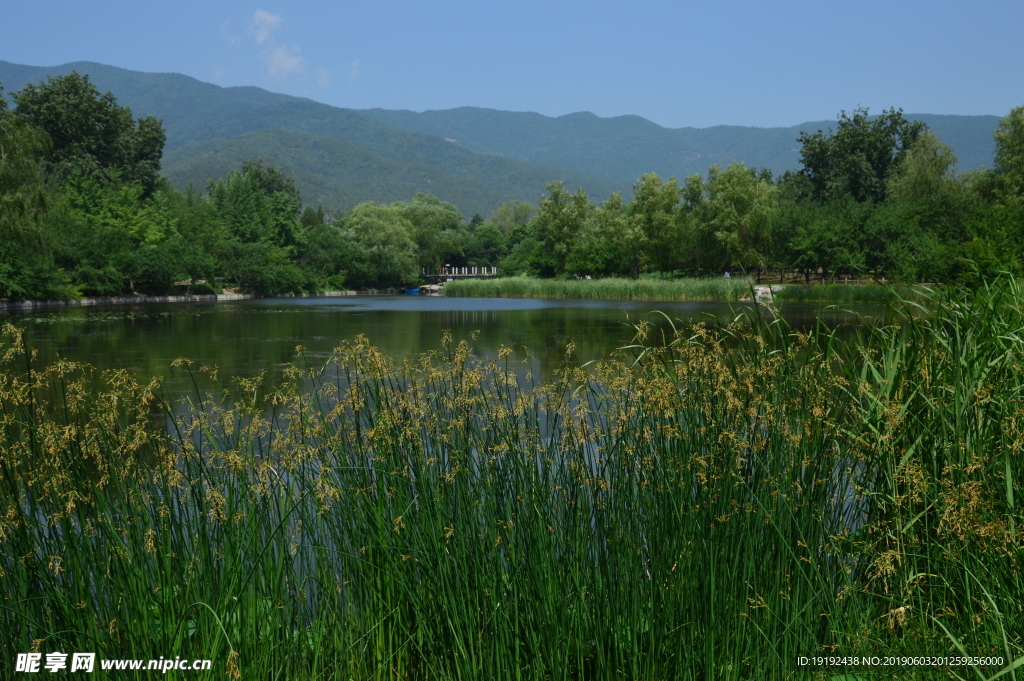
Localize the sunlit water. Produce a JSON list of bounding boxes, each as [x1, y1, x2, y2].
[[3, 295, 885, 398]]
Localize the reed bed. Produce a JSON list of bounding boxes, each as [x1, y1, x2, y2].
[[773, 283, 926, 304], [443, 276, 753, 301], [1, 280, 1023, 680]]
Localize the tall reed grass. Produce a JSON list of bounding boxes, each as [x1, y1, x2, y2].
[[773, 282, 926, 304], [444, 276, 753, 301], [1, 279, 1022, 679]]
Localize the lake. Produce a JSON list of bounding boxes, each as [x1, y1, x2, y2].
[[2, 295, 883, 397]]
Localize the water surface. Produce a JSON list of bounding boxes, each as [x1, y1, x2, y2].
[[3, 296, 883, 396]]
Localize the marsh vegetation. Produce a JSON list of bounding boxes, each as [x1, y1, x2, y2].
[[2, 280, 1023, 679], [443, 276, 754, 301]]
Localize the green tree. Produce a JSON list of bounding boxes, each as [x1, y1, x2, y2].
[[993, 105, 1024, 197], [220, 241, 304, 295], [163, 186, 226, 289], [241, 159, 301, 214], [790, 198, 870, 282], [628, 173, 683, 275], [0, 98, 74, 300], [47, 174, 180, 294], [535, 182, 590, 276], [300, 206, 325, 228], [887, 131, 960, 204], [12, 72, 165, 196], [464, 224, 506, 266], [688, 164, 777, 276], [396, 193, 464, 270], [798, 107, 927, 204], [0, 97, 51, 238], [208, 164, 302, 248], [343, 203, 419, 288], [498, 219, 542, 276], [297, 220, 366, 290], [565, 193, 642, 277], [489, 200, 535, 235]]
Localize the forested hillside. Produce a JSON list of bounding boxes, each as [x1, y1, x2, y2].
[[0, 61, 626, 216], [2, 70, 1023, 304], [361, 107, 1002, 184], [0, 60, 1003, 218], [162, 130, 515, 219]]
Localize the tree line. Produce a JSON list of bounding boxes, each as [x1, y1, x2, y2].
[[511, 106, 1024, 285], [2, 72, 1023, 301]]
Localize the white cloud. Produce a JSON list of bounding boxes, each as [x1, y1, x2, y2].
[[249, 9, 282, 45], [243, 10, 305, 81], [316, 67, 332, 87], [221, 19, 242, 48], [266, 44, 304, 78], [349, 59, 361, 82]]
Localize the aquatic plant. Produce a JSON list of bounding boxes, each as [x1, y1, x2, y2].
[[443, 276, 753, 301], [0, 279, 1022, 679], [773, 282, 927, 304]]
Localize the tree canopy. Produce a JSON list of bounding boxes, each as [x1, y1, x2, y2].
[[993, 105, 1024, 197], [798, 107, 927, 204], [2, 83, 1024, 302], [12, 71, 165, 196]]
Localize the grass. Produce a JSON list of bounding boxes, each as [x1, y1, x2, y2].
[[1, 279, 1023, 679], [773, 282, 928, 303], [443, 275, 754, 301]]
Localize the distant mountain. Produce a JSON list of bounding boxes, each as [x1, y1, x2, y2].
[[162, 129, 514, 218], [359, 107, 1003, 185], [0, 61, 626, 215], [0, 61, 1004, 215]]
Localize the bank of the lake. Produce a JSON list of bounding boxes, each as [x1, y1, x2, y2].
[[443, 276, 754, 301], [441, 276, 938, 304], [0, 289, 404, 312]]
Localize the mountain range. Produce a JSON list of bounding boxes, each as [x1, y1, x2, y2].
[[0, 60, 1004, 217]]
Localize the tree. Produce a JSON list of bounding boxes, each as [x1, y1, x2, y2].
[[0, 99, 51, 238], [565, 193, 643, 277], [296, 220, 365, 290], [12, 72, 165, 196], [300, 206, 325, 228], [628, 173, 683, 275], [343, 203, 419, 288], [241, 159, 301, 213], [535, 182, 590, 276], [787, 198, 870, 282], [993, 105, 1024, 197], [489, 200, 535, 234], [887, 131, 960, 204], [396, 193, 464, 270], [464, 224, 506, 266], [688, 164, 777, 276], [208, 164, 302, 248], [798, 107, 927, 204]]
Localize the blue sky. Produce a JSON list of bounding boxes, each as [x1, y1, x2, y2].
[[3, 0, 1022, 128]]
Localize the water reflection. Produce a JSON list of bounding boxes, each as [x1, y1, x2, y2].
[[3, 296, 886, 398]]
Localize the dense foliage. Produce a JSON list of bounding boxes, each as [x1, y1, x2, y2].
[[2, 74, 1023, 301], [0, 74, 515, 299]]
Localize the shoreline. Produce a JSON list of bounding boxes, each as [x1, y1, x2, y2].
[[0, 289, 403, 312]]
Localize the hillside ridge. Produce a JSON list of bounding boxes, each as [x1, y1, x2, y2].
[[0, 60, 1003, 214]]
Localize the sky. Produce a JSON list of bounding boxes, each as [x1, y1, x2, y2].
[[3, 0, 1022, 129]]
